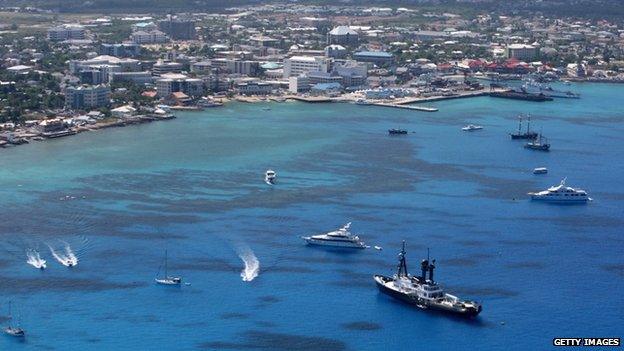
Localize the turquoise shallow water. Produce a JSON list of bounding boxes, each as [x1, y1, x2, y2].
[[0, 83, 622, 350]]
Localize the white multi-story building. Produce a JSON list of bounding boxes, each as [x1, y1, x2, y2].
[[69, 55, 141, 74], [64, 85, 111, 110], [47, 24, 86, 41], [506, 44, 539, 61], [155, 73, 204, 97], [283, 56, 330, 78], [131, 30, 169, 44], [289, 75, 310, 93]]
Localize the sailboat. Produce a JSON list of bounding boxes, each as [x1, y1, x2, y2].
[[4, 302, 25, 337], [510, 114, 538, 139], [155, 250, 182, 286]]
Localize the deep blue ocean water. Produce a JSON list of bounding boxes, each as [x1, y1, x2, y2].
[[0, 83, 622, 350]]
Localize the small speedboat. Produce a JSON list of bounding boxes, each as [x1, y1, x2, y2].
[[462, 124, 483, 131], [388, 128, 408, 135], [533, 167, 548, 174], [265, 169, 276, 185]]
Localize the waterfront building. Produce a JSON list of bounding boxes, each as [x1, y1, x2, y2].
[[327, 26, 359, 45], [64, 85, 111, 110], [506, 44, 539, 61], [288, 75, 310, 93], [283, 56, 331, 78], [155, 73, 204, 97], [158, 17, 196, 40], [236, 82, 272, 95], [353, 51, 394, 66], [100, 43, 141, 58], [47, 24, 86, 41], [131, 30, 169, 44]]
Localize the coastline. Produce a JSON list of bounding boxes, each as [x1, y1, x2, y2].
[[0, 114, 175, 149]]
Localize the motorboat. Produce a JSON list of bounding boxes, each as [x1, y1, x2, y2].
[[388, 128, 408, 135], [155, 250, 182, 286], [528, 178, 591, 202], [302, 222, 366, 249], [355, 99, 372, 105], [265, 169, 276, 185], [533, 167, 548, 174], [462, 124, 483, 131]]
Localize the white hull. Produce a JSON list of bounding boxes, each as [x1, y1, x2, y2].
[[303, 237, 366, 249], [155, 278, 181, 285], [530, 195, 589, 202]]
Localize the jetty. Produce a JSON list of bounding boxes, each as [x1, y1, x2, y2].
[[371, 103, 438, 112]]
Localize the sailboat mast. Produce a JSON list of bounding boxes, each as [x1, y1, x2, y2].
[[527, 115, 531, 134], [164, 250, 168, 278], [518, 115, 522, 133]]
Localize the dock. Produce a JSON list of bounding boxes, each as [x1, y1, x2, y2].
[[371, 103, 438, 112]]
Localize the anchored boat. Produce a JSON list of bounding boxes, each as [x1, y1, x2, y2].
[[3, 302, 24, 338], [374, 242, 482, 318], [155, 250, 182, 286], [510, 114, 538, 139], [302, 222, 366, 249]]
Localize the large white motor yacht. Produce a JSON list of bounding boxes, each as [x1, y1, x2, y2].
[[528, 179, 591, 202], [302, 222, 367, 249]]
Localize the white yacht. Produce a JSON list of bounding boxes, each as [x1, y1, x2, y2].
[[155, 250, 182, 286], [302, 222, 367, 249], [528, 179, 591, 202], [265, 169, 276, 185], [533, 167, 548, 174], [462, 124, 483, 131]]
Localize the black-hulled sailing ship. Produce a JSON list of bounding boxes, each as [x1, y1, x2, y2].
[[373, 242, 482, 318], [510, 114, 538, 140], [524, 132, 550, 151]]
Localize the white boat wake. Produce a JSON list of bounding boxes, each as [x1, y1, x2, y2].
[[48, 243, 78, 267], [26, 249, 47, 269], [236, 245, 259, 282]]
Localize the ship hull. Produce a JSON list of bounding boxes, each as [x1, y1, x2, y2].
[[303, 237, 365, 249], [374, 275, 481, 318]]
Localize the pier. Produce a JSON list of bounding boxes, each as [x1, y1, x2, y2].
[[371, 103, 438, 112]]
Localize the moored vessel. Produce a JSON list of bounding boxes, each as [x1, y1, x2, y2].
[[302, 222, 366, 249], [155, 250, 182, 286], [3, 302, 25, 338], [510, 114, 538, 139], [388, 128, 408, 135], [524, 133, 550, 151], [533, 167, 548, 174], [528, 178, 591, 202], [265, 169, 276, 185], [373, 242, 482, 318], [462, 124, 483, 131]]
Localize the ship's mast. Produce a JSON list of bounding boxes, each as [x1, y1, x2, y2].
[[396, 241, 408, 277]]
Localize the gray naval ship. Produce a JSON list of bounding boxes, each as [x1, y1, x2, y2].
[[374, 242, 482, 318]]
